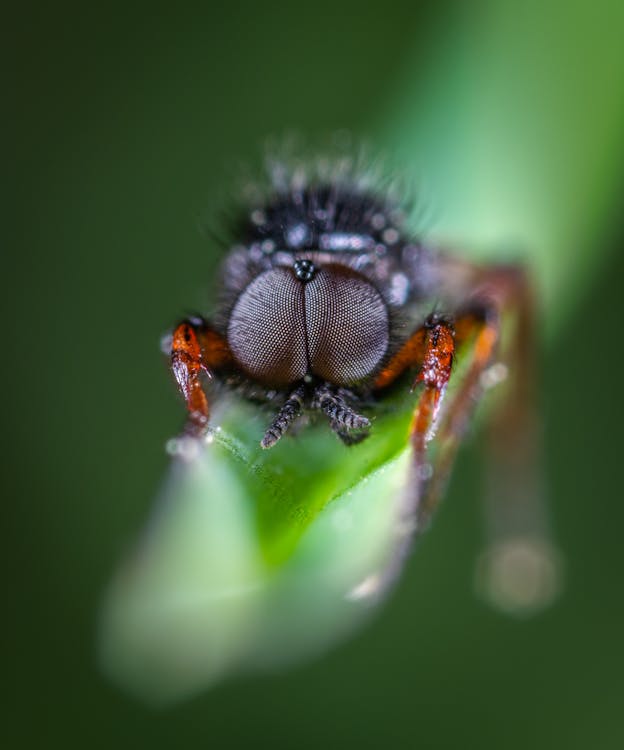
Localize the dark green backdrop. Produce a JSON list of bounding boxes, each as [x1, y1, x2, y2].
[[5, 3, 624, 748]]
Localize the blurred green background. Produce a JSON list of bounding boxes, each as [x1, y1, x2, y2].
[[5, 1, 624, 748]]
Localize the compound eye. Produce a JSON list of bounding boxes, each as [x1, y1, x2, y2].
[[305, 265, 389, 385], [227, 268, 308, 386]]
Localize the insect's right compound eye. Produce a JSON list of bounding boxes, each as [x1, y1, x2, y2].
[[227, 268, 309, 387], [305, 265, 389, 385]]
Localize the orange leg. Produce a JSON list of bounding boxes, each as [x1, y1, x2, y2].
[[442, 266, 560, 613], [375, 305, 499, 527], [416, 306, 499, 527], [375, 327, 427, 390], [170, 316, 232, 436], [375, 313, 457, 444], [377, 264, 560, 611], [428, 267, 535, 529]]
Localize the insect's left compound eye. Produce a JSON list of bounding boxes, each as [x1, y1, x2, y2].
[[305, 265, 389, 385]]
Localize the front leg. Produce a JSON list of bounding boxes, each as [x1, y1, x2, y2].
[[378, 262, 560, 613], [415, 304, 499, 526], [170, 316, 232, 436], [374, 306, 497, 527], [375, 313, 455, 452]]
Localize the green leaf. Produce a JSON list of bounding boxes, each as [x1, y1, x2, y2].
[[99, 393, 416, 704], [384, 0, 624, 333]]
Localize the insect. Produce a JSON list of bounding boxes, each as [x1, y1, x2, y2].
[[167, 151, 536, 522]]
